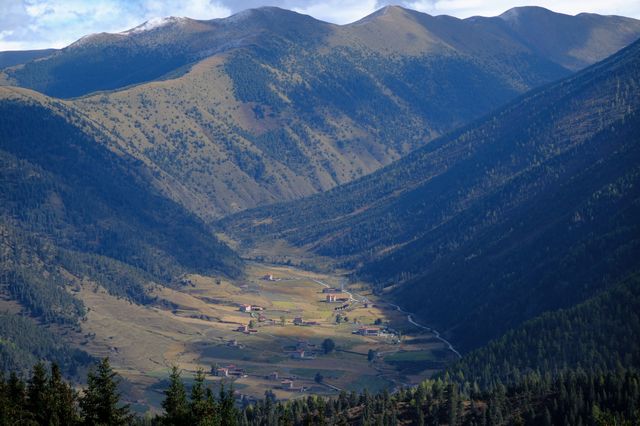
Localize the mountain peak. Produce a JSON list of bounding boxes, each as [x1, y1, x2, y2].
[[67, 16, 192, 48], [378, 5, 410, 14], [221, 6, 326, 29], [499, 6, 567, 22], [354, 4, 421, 25], [122, 16, 188, 34]]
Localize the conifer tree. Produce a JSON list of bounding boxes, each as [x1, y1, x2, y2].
[[80, 358, 131, 426], [27, 362, 49, 424], [190, 369, 218, 425], [219, 383, 238, 426], [7, 372, 27, 420], [161, 366, 189, 425], [48, 363, 79, 426]]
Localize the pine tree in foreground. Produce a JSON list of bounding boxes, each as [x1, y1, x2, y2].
[[80, 357, 132, 426]]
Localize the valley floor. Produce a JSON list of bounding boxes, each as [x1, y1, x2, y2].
[[68, 262, 455, 412]]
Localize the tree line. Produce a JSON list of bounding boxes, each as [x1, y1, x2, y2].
[[2, 358, 639, 425]]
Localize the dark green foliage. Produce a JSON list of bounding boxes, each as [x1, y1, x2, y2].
[[26, 362, 48, 423], [248, 128, 308, 174], [0, 94, 242, 378], [0, 313, 92, 377], [0, 361, 640, 426], [0, 362, 80, 425], [47, 364, 79, 426], [447, 274, 640, 389], [189, 369, 219, 425], [222, 38, 640, 351], [158, 368, 236, 425], [224, 52, 285, 110], [161, 366, 189, 425], [0, 99, 242, 328], [80, 358, 132, 425], [322, 338, 336, 354], [235, 368, 640, 425], [0, 101, 241, 279]]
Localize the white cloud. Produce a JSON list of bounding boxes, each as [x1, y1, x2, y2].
[[1, 0, 640, 51], [0, 0, 231, 51], [405, 0, 640, 18], [292, 0, 378, 24], [140, 0, 230, 20]]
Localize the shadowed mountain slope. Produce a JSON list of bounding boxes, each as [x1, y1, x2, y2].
[[0, 87, 242, 325], [0, 49, 57, 69], [221, 38, 640, 351], [447, 272, 640, 388]]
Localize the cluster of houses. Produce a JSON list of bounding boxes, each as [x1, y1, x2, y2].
[[322, 287, 350, 303], [239, 304, 264, 313], [238, 303, 277, 328], [292, 316, 319, 326], [265, 371, 307, 392], [286, 340, 317, 359], [325, 294, 349, 303], [212, 364, 247, 378], [354, 326, 381, 337], [279, 379, 306, 392], [236, 324, 258, 334]]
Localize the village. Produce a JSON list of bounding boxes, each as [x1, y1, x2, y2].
[[171, 270, 426, 401], [75, 261, 454, 407]]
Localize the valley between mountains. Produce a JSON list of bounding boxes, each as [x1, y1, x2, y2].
[[1, 3, 640, 420], [51, 260, 457, 409]]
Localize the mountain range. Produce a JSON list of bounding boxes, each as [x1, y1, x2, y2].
[[2, 6, 639, 220], [1, 4, 640, 410], [221, 35, 640, 351]]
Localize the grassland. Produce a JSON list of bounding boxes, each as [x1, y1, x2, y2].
[[70, 262, 453, 410]]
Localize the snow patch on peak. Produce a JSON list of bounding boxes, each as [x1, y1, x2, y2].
[[123, 17, 186, 34]]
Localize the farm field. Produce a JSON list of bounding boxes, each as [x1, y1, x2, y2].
[[71, 262, 455, 410]]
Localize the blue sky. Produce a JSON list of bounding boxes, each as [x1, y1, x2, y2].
[[2, 0, 640, 51]]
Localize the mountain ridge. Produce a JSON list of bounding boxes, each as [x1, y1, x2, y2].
[[220, 37, 640, 351], [1, 5, 635, 220], [0, 87, 242, 324], [3, 5, 639, 97]]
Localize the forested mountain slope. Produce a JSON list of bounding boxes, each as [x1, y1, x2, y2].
[[2, 7, 639, 218], [447, 273, 640, 388], [0, 313, 92, 377], [0, 87, 242, 329], [222, 38, 640, 351]]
